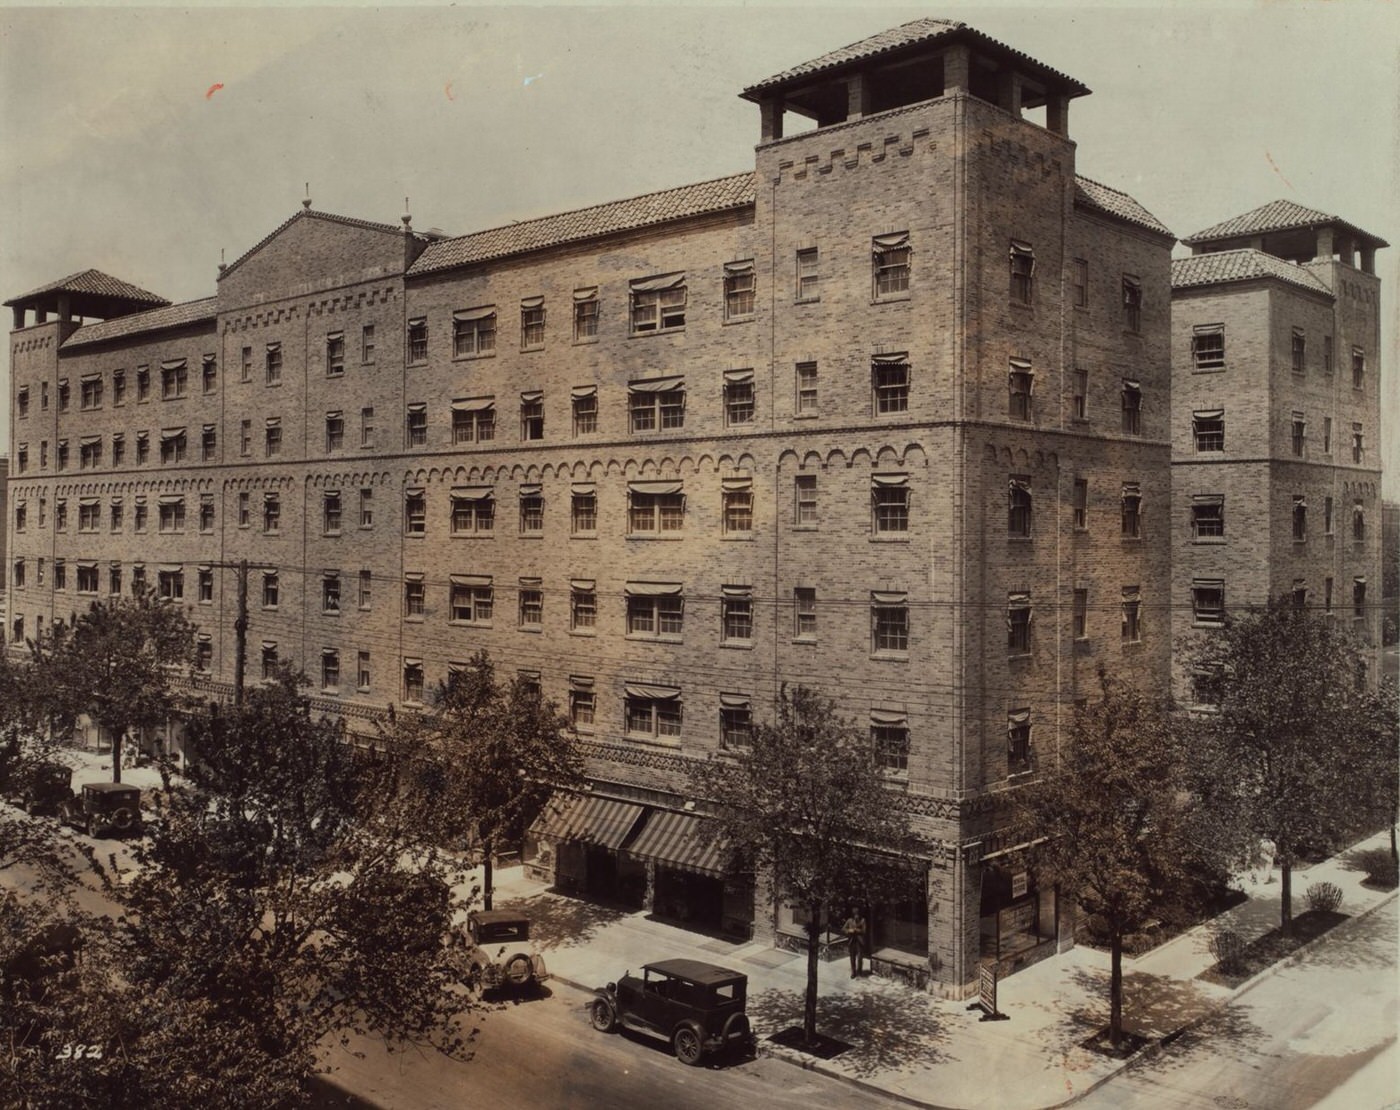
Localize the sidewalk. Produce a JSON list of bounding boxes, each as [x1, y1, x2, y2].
[[484, 830, 1398, 1110]]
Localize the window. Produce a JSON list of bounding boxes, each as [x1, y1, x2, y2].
[[13, 501, 25, 533], [326, 333, 345, 377], [724, 370, 755, 426], [451, 399, 495, 443], [796, 248, 819, 302], [519, 487, 544, 534], [626, 586, 684, 638], [80, 375, 103, 409], [872, 591, 909, 654], [449, 489, 493, 534], [41, 381, 49, 409], [520, 392, 544, 441], [198, 567, 213, 603], [202, 354, 217, 393], [322, 491, 342, 534], [1122, 275, 1142, 333], [1323, 417, 1332, 454], [110, 500, 124, 532], [628, 482, 684, 534], [629, 378, 685, 432], [359, 488, 373, 528], [358, 569, 373, 610], [518, 581, 543, 629], [322, 574, 341, 614], [403, 661, 425, 703], [10, 616, 20, 643], [1324, 496, 1334, 535], [159, 429, 187, 464], [238, 492, 250, 528], [1008, 360, 1033, 420], [17, 385, 29, 417], [570, 581, 597, 631], [1291, 328, 1306, 373], [1292, 580, 1308, 610], [1008, 477, 1032, 538], [265, 344, 282, 386], [201, 424, 216, 461], [1009, 241, 1034, 304], [357, 651, 371, 690], [406, 318, 428, 364], [56, 560, 68, 591], [1193, 410, 1224, 452], [264, 419, 282, 457], [1353, 577, 1367, 620], [570, 485, 597, 534], [406, 405, 427, 447], [1322, 334, 1333, 375], [794, 587, 817, 639], [1072, 588, 1088, 639], [16, 445, 26, 474], [110, 434, 124, 466], [57, 379, 70, 412], [1072, 368, 1088, 420], [1121, 483, 1141, 539], [12, 559, 23, 589], [79, 437, 102, 469], [570, 681, 596, 730], [572, 290, 598, 342], [720, 697, 751, 749], [520, 298, 545, 349], [157, 569, 183, 601], [360, 406, 376, 448], [1121, 380, 1142, 435], [56, 440, 69, 470], [872, 232, 911, 298], [1121, 586, 1142, 643], [55, 499, 68, 532], [571, 387, 598, 435], [1072, 258, 1088, 307], [199, 496, 214, 532], [129, 563, 142, 594], [1352, 347, 1366, 390], [872, 355, 909, 414], [112, 371, 125, 406], [361, 324, 376, 363], [625, 686, 682, 739], [1192, 579, 1225, 626], [724, 261, 755, 320], [160, 362, 187, 399], [404, 576, 425, 618], [1072, 478, 1088, 530], [1323, 576, 1335, 616], [872, 475, 910, 534], [321, 650, 340, 691], [239, 420, 251, 457], [262, 493, 280, 534], [1007, 711, 1032, 773], [1192, 325, 1225, 371], [722, 478, 753, 535], [795, 361, 818, 415], [76, 564, 99, 594], [873, 716, 910, 775], [158, 498, 185, 533], [1352, 423, 1364, 463], [325, 412, 344, 451], [1007, 593, 1032, 655], [240, 347, 252, 382], [1352, 501, 1366, 543], [721, 586, 753, 643], [630, 273, 686, 333], [262, 572, 279, 609], [1291, 412, 1306, 457], [448, 577, 493, 624], [794, 475, 818, 527], [404, 489, 426, 535]]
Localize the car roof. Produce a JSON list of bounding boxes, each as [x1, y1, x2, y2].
[[471, 909, 530, 926], [81, 781, 140, 794], [643, 959, 746, 985]]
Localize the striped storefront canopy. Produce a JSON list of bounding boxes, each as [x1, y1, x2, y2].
[[530, 793, 645, 852], [625, 809, 730, 877]]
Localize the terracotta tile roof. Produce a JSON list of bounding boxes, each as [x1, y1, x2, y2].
[[1184, 200, 1388, 248], [742, 18, 1089, 98], [408, 172, 756, 278], [4, 268, 168, 309], [219, 208, 415, 282], [1074, 176, 1174, 239], [1171, 250, 1332, 296], [61, 297, 219, 350]]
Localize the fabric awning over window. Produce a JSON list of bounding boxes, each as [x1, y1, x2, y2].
[[624, 682, 680, 700], [406, 317, 426, 327], [720, 584, 751, 597], [871, 351, 909, 365], [519, 484, 542, 496], [1293, 496, 1307, 508], [628, 376, 684, 393], [630, 272, 685, 294], [569, 674, 594, 690], [629, 479, 682, 496], [1007, 708, 1031, 726], [452, 397, 494, 412], [79, 435, 101, 447], [325, 410, 342, 421], [570, 384, 597, 399], [1008, 591, 1032, 608], [872, 473, 910, 487], [1122, 586, 1141, 602], [529, 792, 646, 851], [570, 578, 595, 591], [265, 342, 281, 352], [1192, 493, 1224, 506], [160, 429, 185, 443], [871, 708, 907, 726], [1193, 323, 1223, 335], [1193, 409, 1224, 421], [450, 574, 492, 587], [573, 287, 598, 302], [719, 692, 750, 709], [520, 295, 544, 309], [161, 358, 187, 370], [722, 368, 754, 384], [157, 494, 183, 506], [451, 486, 492, 500], [453, 306, 495, 322], [625, 809, 730, 877], [871, 590, 907, 605], [723, 259, 754, 276], [872, 231, 910, 251], [78, 497, 99, 507], [519, 576, 542, 587], [263, 492, 279, 503], [325, 330, 343, 341], [1008, 357, 1033, 372], [520, 390, 543, 403], [1008, 477, 1031, 493], [1122, 482, 1141, 497], [571, 482, 596, 496], [1122, 379, 1141, 391], [721, 476, 752, 492], [625, 581, 682, 597]]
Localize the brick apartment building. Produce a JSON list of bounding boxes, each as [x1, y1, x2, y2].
[[4, 19, 1176, 997], [1170, 205, 1387, 699]]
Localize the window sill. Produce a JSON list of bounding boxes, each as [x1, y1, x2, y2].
[[323, 530, 342, 538], [627, 328, 686, 339], [450, 533, 494, 539], [792, 635, 817, 645], [871, 534, 910, 543], [571, 336, 599, 347], [568, 628, 596, 637], [720, 641, 755, 651], [449, 621, 492, 629], [1007, 652, 1031, 662], [722, 534, 755, 542], [1008, 300, 1034, 313], [518, 626, 542, 634], [871, 294, 912, 306], [1121, 640, 1143, 650], [1192, 537, 1226, 545], [520, 344, 544, 354], [1192, 366, 1226, 374], [404, 532, 425, 540], [723, 316, 755, 327], [871, 651, 909, 662], [322, 610, 340, 618], [571, 532, 598, 540], [794, 297, 821, 306], [625, 634, 685, 645], [1008, 535, 1032, 543], [404, 616, 425, 625], [626, 534, 686, 541], [518, 533, 544, 540]]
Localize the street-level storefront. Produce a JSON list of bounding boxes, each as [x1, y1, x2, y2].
[[527, 792, 648, 908], [978, 862, 1058, 974]]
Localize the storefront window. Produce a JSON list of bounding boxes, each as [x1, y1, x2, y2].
[[978, 864, 1057, 967]]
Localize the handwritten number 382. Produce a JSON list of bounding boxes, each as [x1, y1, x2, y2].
[[56, 1044, 104, 1061]]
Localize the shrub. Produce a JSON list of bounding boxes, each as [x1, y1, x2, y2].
[[1305, 881, 1343, 913], [1353, 847, 1399, 889], [1209, 929, 1246, 974]]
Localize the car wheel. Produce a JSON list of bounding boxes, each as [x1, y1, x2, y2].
[[589, 998, 617, 1033], [110, 806, 136, 833], [672, 1025, 704, 1066], [86, 814, 99, 838]]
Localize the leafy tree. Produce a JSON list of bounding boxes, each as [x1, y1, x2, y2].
[[1190, 598, 1371, 931], [1356, 679, 1399, 864], [1019, 668, 1221, 1047], [40, 590, 196, 783], [691, 685, 917, 1044]]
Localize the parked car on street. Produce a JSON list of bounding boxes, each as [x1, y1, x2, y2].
[[463, 909, 548, 995], [59, 782, 144, 838], [5, 761, 74, 816], [589, 959, 756, 1066]]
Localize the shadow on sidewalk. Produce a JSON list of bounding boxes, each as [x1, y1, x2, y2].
[[508, 890, 627, 947], [747, 983, 951, 1078], [1296, 902, 1398, 974]]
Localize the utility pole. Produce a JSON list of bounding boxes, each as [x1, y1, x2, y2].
[[234, 559, 248, 706]]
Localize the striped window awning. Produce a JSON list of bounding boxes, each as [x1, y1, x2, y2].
[[625, 809, 729, 877], [529, 793, 645, 851]]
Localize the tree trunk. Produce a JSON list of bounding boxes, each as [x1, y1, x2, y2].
[[1109, 926, 1123, 1048], [803, 901, 821, 1043], [482, 840, 495, 911], [1390, 812, 1397, 865], [1279, 856, 1292, 933], [111, 730, 123, 784]]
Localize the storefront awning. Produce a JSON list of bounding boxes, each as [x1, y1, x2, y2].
[[625, 809, 729, 878], [530, 793, 645, 851]]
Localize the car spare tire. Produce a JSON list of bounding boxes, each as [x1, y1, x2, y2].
[[110, 806, 137, 831], [505, 953, 533, 985]]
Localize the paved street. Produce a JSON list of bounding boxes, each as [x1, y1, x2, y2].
[[1078, 897, 1399, 1110]]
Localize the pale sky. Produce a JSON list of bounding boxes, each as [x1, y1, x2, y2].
[[2, 2, 1396, 493]]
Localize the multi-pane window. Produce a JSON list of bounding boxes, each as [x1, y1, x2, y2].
[[796, 361, 818, 415], [520, 393, 544, 441], [406, 318, 428, 364], [80, 375, 103, 409], [1291, 412, 1306, 456], [1292, 580, 1308, 610], [1122, 275, 1142, 333], [1192, 325, 1225, 370], [453, 308, 495, 357], [628, 483, 684, 534], [202, 424, 217, 461], [1121, 586, 1142, 643], [198, 566, 213, 602], [129, 563, 143, 594], [55, 499, 68, 531], [570, 581, 597, 631], [404, 575, 425, 618], [13, 501, 25, 533], [1007, 593, 1032, 655], [449, 490, 493, 534], [54, 560, 66, 590], [1322, 334, 1333, 375], [572, 290, 598, 342], [451, 399, 494, 443], [1072, 258, 1088, 307], [160, 429, 187, 464], [17, 385, 29, 417], [107, 434, 122, 466], [112, 370, 127, 406], [157, 570, 183, 601], [1352, 347, 1365, 390], [110, 500, 124, 532], [404, 489, 427, 535], [794, 587, 817, 639], [723, 261, 755, 320], [1324, 496, 1335, 535], [1121, 483, 1142, 539], [721, 586, 753, 643], [1291, 328, 1306, 373], [199, 496, 214, 532], [264, 419, 282, 457], [1191, 494, 1224, 539], [627, 587, 684, 638], [323, 573, 341, 614], [1353, 577, 1367, 620], [1008, 477, 1032, 538], [872, 232, 911, 298], [872, 356, 909, 414], [196, 637, 212, 672], [520, 298, 545, 349], [136, 369, 150, 402], [12, 559, 23, 589], [570, 486, 597, 534], [1324, 577, 1334, 616], [720, 698, 752, 749], [262, 494, 281, 533], [722, 478, 753, 535], [1072, 478, 1088, 530], [240, 347, 252, 382], [202, 355, 217, 393], [518, 581, 543, 628], [361, 324, 376, 363], [357, 651, 371, 690], [1352, 501, 1366, 543], [1007, 711, 1031, 773], [872, 475, 910, 534], [796, 248, 820, 301], [625, 688, 683, 739], [1322, 416, 1333, 454], [630, 274, 687, 333], [403, 661, 425, 703], [571, 387, 598, 435], [323, 491, 342, 534], [794, 475, 818, 527], [237, 492, 250, 528], [325, 412, 344, 451], [1193, 410, 1224, 452], [1192, 579, 1225, 626], [724, 371, 755, 426], [239, 421, 251, 457], [1352, 423, 1364, 463], [872, 591, 909, 654], [519, 487, 544, 534], [570, 683, 596, 730], [1121, 380, 1142, 435], [1009, 241, 1034, 303], [873, 718, 910, 775], [321, 650, 340, 690], [323, 332, 345, 378], [406, 405, 428, 447], [262, 571, 279, 609], [1008, 360, 1033, 420], [265, 343, 282, 385], [359, 569, 373, 610], [359, 488, 373, 528], [56, 440, 69, 470], [629, 379, 686, 431], [160, 362, 187, 399], [79, 437, 102, 469], [360, 406, 376, 448], [157, 497, 186, 533], [78, 501, 100, 532], [1072, 368, 1088, 420], [1072, 588, 1088, 639]]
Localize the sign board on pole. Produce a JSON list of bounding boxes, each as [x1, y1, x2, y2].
[[978, 963, 997, 1015]]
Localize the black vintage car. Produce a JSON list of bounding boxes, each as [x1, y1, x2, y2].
[[590, 959, 756, 1066], [5, 762, 73, 817], [59, 782, 144, 838], [463, 910, 548, 995]]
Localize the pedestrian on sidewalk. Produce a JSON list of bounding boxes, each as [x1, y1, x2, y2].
[[843, 908, 866, 977]]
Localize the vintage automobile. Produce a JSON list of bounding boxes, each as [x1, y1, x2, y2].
[[59, 781, 144, 838], [463, 909, 548, 995], [589, 959, 756, 1066], [5, 761, 74, 817]]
